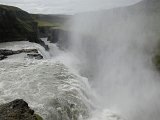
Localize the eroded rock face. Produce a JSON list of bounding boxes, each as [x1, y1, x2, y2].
[[0, 99, 42, 120], [47, 28, 70, 50], [0, 5, 49, 50]]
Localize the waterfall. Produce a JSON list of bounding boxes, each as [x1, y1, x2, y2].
[[1, 1, 160, 120], [66, 5, 160, 120]]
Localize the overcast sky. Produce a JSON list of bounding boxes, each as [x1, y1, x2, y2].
[[0, 0, 142, 14]]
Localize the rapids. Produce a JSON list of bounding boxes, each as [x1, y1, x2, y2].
[[0, 40, 124, 120]]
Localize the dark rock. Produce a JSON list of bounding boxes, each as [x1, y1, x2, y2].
[[0, 49, 14, 55], [47, 28, 60, 43], [0, 99, 41, 120], [38, 39, 49, 51], [38, 27, 50, 38], [0, 5, 49, 50], [47, 28, 70, 49], [18, 49, 38, 53], [27, 53, 43, 60], [0, 49, 43, 60], [152, 53, 160, 70], [0, 54, 7, 60], [0, 49, 39, 55]]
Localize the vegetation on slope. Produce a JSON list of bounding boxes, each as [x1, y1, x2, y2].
[[0, 4, 39, 43]]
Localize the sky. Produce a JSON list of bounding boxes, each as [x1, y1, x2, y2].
[[0, 0, 142, 14]]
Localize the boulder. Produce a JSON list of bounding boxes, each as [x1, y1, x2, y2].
[[0, 99, 43, 120], [0, 54, 7, 60]]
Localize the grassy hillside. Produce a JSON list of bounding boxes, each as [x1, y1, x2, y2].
[[32, 14, 70, 28], [0, 4, 39, 43]]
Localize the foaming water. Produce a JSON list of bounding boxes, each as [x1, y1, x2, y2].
[[88, 109, 124, 120], [0, 60, 92, 120], [0, 41, 92, 120], [0, 40, 124, 120]]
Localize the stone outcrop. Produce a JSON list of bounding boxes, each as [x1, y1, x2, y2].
[[0, 99, 43, 120], [27, 53, 43, 60], [0, 49, 43, 60], [0, 54, 7, 60]]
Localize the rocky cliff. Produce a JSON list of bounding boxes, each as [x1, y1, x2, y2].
[[0, 99, 43, 120], [0, 4, 39, 43]]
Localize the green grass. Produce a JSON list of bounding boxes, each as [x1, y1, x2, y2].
[[37, 20, 62, 27]]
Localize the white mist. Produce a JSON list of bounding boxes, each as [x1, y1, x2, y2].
[[67, 1, 160, 119]]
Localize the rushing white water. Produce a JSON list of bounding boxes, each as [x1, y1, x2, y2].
[[0, 41, 92, 120], [0, 40, 124, 120], [0, 60, 91, 120]]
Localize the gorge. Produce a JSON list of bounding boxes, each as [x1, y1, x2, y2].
[[0, 0, 160, 120]]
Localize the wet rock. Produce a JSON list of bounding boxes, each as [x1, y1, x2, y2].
[[0, 99, 42, 120], [0, 54, 7, 60], [27, 53, 43, 60], [47, 28, 60, 43], [0, 49, 14, 55], [0, 49, 43, 60], [47, 29, 69, 43], [0, 49, 39, 55], [18, 49, 38, 53], [46, 28, 70, 50], [38, 39, 49, 51]]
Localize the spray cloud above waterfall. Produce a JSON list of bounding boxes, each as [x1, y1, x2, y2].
[[66, 0, 160, 119]]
